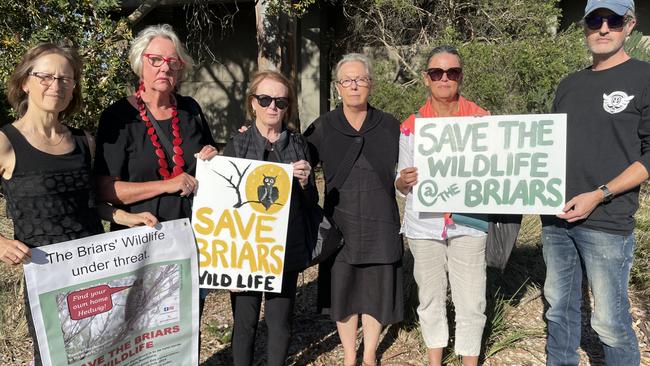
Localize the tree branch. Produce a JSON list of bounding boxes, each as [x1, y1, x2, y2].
[[127, 0, 161, 26]]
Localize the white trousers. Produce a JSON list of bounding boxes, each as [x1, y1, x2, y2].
[[409, 236, 487, 356]]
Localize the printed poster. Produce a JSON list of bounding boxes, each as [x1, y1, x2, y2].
[[24, 219, 199, 366], [192, 156, 293, 293], [412, 114, 566, 214]]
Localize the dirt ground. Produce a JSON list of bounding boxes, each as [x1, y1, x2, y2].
[[0, 194, 648, 365], [196, 261, 650, 366]]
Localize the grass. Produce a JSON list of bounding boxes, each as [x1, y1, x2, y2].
[[204, 322, 233, 344], [436, 285, 544, 365], [0, 265, 28, 363], [632, 184, 650, 298]]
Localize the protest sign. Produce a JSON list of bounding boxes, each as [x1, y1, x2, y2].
[[412, 114, 566, 214], [24, 219, 199, 366], [192, 156, 293, 293]]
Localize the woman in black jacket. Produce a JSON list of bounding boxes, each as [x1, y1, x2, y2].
[[221, 70, 317, 366], [304, 53, 403, 366]]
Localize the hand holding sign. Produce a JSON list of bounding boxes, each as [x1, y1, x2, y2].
[[557, 189, 603, 222], [397, 167, 418, 195]]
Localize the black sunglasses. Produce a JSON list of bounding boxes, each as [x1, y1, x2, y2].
[[253, 94, 289, 110], [584, 14, 628, 30], [425, 67, 463, 82]]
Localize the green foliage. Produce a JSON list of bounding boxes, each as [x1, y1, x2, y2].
[[370, 25, 588, 121], [265, 0, 319, 17], [340, 0, 562, 53], [369, 62, 424, 121], [461, 26, 589, 115], [625, 30, 650, 62], [356, 1, 591, 120], [204, 321, 232, 344], [0, 0, 132, 131]]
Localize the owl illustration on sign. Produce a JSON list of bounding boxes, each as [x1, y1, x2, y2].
[[257, 175, 279, 210]]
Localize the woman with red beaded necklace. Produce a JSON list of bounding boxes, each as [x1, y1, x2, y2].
[[94, 25, 217, 239]]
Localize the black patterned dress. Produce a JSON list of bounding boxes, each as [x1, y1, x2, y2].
[[0, 124, 103, 365]]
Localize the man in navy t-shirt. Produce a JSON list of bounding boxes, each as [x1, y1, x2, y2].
[[542, 0, 648, 365]]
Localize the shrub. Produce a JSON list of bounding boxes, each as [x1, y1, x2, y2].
[[369, 26, 589, 121], [0, 0, 132, 131]]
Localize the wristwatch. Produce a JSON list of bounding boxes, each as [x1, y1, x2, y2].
[[598, 185, 613, 203]]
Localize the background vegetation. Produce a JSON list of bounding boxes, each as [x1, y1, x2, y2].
[[0, 0, 132, 131], [0, 0, 648, 363]]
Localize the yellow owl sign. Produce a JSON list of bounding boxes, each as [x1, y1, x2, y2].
[[245, 164, 291, 215], [191, 157, 294, 293]]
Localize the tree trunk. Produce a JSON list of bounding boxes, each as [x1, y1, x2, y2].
[[255, 0, 297, 77], [255, 0, 298, 128]]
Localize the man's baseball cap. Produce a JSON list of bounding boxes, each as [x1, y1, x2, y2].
[[585, 0, 635, 17]]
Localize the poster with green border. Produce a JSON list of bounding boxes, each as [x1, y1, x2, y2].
[[24, 219, 199, 366]]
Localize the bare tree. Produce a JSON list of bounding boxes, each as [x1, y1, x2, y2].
[[183, 0, 241, 65], [57, 264, 182, 363], [213, 161, 254, 208]]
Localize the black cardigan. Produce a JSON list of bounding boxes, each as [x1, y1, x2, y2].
[[304, 104, 400, 212]]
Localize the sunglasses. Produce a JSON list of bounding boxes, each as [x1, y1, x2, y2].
[[425, 67, 463, 82], [143, 53, 185, 71], [254, 94, 289, 110], [584, 14, 628, 30]]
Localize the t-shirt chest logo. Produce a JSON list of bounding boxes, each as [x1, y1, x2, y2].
[[602, 91, 634, 114]]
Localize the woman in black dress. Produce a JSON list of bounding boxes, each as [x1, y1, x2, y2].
[[222, 69, 317, 366], [0, 43, 156, 366], [94, 24, 217, 227], [304, 53, 403, 366]]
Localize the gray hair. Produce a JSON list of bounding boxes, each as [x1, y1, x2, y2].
[[333, 53, 373, 80], [129, 24, 194, 81], [426, 45, 463, 68]]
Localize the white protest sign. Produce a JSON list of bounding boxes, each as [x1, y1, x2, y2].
[[412, 114, 566, 214], [23, 219, 199, 366], [192, 156, 293, 293]]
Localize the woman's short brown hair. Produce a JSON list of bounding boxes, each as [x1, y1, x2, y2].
[[6, 43, 83, 120], [245, 70, 297, 125]]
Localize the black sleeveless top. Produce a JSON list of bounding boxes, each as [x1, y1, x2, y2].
[[0, 124, 103, 247]]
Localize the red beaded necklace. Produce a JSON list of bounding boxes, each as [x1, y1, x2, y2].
[[134, 82, 185, 180]]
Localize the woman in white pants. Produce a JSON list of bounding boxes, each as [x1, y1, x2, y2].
[[394, 45, 489, 366]]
